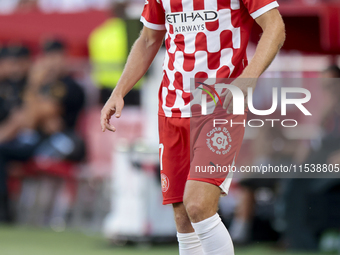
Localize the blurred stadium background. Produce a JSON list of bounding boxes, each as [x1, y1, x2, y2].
[[0, 0, 340, 254]]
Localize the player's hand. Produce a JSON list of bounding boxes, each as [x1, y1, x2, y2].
[[221, 76, 257, 114], [100, 93, 124, 132]]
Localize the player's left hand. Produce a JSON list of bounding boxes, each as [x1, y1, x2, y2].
[[221, 76, 257, 114]]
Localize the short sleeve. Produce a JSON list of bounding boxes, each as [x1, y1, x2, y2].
[[140, 0, 166, 30], [241, 0, 279, 19]]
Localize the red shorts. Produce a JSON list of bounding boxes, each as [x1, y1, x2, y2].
[[158, 111, 246, 205]]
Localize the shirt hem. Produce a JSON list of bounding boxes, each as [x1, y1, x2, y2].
[[140, 16, 166, 30], [250, 1, 279, 19]]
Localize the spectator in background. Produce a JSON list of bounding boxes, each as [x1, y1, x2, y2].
[[282, 65, 340, 250], [0, 39, 85, 223], [0, 40, 85, 142], [29, 39, 85, 130], [0, 44, 31, 123], [89, 1, 141, 105]]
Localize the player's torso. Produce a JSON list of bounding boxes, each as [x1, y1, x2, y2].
[[158, 0, 252, 117]]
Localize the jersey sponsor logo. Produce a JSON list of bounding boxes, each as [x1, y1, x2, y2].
[[206, 127, 232, 155], [161, 173, 170, 192], [166, 10, 219, 34]]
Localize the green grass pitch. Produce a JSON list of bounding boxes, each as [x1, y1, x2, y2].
[[0, 225, 328, 255]]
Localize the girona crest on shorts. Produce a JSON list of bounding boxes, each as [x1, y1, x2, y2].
[[206, 126, 232, 155], [161, 173, 170, 192], [211, 132, 228, 150]]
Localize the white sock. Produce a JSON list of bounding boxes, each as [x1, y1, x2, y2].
[[192, 213, 234, 255], [177, 232, 204, 255]]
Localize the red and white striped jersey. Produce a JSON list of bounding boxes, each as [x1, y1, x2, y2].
[[141, 0, 278, 118]]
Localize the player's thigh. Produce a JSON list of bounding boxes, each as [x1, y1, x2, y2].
[[183, 180, 221, 222], [189, 113, 246, 194]]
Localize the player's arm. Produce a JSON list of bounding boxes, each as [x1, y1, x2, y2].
[[100, 27, 166, 132], [223, 8, 285, 112], [242, 8, 285, 78]]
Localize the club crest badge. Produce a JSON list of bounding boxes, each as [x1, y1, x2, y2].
[[206, 127, 232, 155], [161, 173, 169, 192]]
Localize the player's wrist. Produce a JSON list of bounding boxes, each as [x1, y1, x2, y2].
[[112, 82, 129, 97], [110, 89, 124, 99]]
